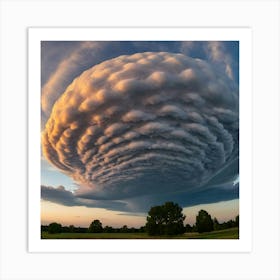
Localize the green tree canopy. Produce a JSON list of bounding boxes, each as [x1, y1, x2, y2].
[[88, 219, 103, 233], [146, 201, 186, 236], [48, 222, 62, 234], [213, 217, 220, 231], [196, 210, 214, 233], [69, 225, 75, 232], [235, 215, 239, 227]]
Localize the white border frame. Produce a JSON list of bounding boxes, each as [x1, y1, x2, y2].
[[28, 27, 252, 253]]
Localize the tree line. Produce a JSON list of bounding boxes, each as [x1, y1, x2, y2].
[[42, 201, 239, 236], [42, 222, 147, 234]]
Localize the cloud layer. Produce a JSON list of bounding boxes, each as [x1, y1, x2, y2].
[[41, 182, 239, 213], [41, 41, 239, 126], [41, 185, 128, 211], [42, 52, 239, 203]]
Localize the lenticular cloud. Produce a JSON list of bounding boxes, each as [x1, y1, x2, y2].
[[42, 52, 239, 200]]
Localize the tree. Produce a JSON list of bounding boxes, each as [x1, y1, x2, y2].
[[196, 210, 214, 233], [69, 225, 75, 233], [41, 225, 48, 232], [139, 226, 146, 233], [120, 225, 129, 233], [235, 215, 239, 227], [48, 222, 62, 234], [185, 224, 193, 232], [103, 226, 114, 233], [146, 201, 186, 236], [213, 217, 220, 231], [88, 219, 103, 233]]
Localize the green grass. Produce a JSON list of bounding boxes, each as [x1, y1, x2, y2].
[[186, 227, 239, 239], [41, 227, 238, 239]]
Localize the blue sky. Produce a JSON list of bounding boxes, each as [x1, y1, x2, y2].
[[41, 41, 239, 227]]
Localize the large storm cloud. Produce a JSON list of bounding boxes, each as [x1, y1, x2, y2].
[[42, 51, 239, 203]]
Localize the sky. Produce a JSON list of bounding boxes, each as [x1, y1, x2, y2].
[[41, 41, 239, 227]]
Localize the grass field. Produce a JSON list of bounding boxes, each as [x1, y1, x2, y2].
[[41, 227, 238, 239]]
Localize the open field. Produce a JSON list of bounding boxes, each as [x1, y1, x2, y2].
[[186, 227, 239, 239], [41, 227, 238, 239]]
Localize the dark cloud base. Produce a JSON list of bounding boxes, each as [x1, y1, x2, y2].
[[41, 183, 238, 213]]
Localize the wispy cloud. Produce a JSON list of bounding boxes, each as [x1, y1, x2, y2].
[[41, 42, 108, 124], [41, 185, 128, 211], [180, 41, 237, 81], [205, 41, 235, 80]]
